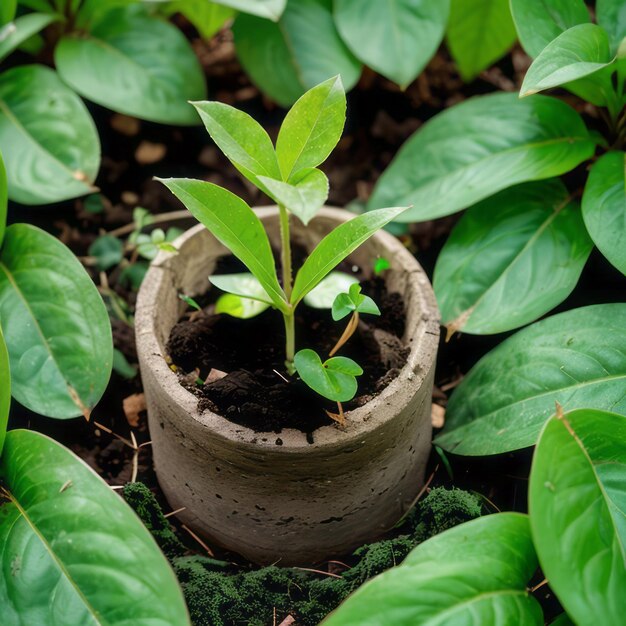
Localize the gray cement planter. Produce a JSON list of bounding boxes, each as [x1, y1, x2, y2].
[[136, 207, 439, 565]]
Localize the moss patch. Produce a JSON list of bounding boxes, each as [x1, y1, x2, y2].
[[124, 484, 481, 625]]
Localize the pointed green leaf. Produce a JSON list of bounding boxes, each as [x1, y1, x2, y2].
[[303, 271, 357, 309], [55, 6, 206, 125], [258, 168, 329, 225], [434, 180, 593, 335], [334, 0, 449, 88], [215, 293, 270, 318], [0, 65, 100, 205], [232, 0, 361, 107], [530, 409, 626, 625], [214, 0, 285, 20], [324, 513, 542, 626], [291, 206, 407, 305], [210, 273, 273, 304], [192, 101, 281, 189], [520, 24, 614, 97], [294, 349, 362, 402], [597, 0, 626, 53], [0, 13, 58, 62], [446, 0, 517, 82], [582, 151, 626, 275], [510, 0, 590, 58], [435, 304, 626, 455], [0, 429, 190, 626], [367, 93, 595, 221], [0, 224, 112, 419], [158, 178, 287, 311], [276, 75, 346, 180]]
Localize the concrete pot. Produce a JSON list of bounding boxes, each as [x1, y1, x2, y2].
[[136, 207, 439, 565]]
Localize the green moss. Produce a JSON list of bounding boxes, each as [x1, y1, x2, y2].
[[125, 484, 482, 625]]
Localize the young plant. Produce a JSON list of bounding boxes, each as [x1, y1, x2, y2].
[[158, 76, 406, 401], [293, 283, 381, 424]]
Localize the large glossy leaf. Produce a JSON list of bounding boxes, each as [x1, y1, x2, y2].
[[232, 0, 361, 107], [0, 13, 57, 62], [520, 24, 614, 97], [0, 327, 8, 455], [367, 93, 595, 222], [0, 65, 99, 205], [530, 409, 626, 625], [333, 0, 449, 88], [55, 5, 206, 125], [597, 0, 626, 53], [158, 178, 287, 311], [435, 304, 626, 455], [324, 513, 542, 626], [276, 75, 345, 180], [215, 0, 285, 20], [192, 101, 281, 189], [582, 151, 626, 276], [0, 429, 190, 625], [509, 0, 590, 58], [446, 0, 517, 82], [291, 206, 407, 305], [0, 224, 112, 419], [434, 180, 593, 335]]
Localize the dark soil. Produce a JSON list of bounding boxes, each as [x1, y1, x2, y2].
[[167, 276, 408, 434]]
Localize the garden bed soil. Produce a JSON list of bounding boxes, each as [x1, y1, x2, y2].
[[167, 276, 408, 434]]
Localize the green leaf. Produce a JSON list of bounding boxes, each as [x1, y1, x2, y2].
[[520, 24, 614, 97], [88, 235, 124, 271], [0, 224, 112, 419], [0, 0, 16, 24], [434, 180, 593, 335], [434, 304, 626, 455], [582, 150, 626, 276], [303, 271, 357, 309], [597, 0, 626, 53], [214, 0, 285, 20], [550, 615, 575, 626], [367, 93, 595, 222], [510, 0, 590, 58], [215, 293, 270, 318], [192, 100, 281, 190], [530, 409, 626, 625], [276, 75, 346, 180], [0, 150, 6, 247], [291, 206, 407, 305], [294, 349, 362, 402], [178, 293, 202, 311], [333, 0, 449, 88], [164, 0, 234, 39], [332, 283, 380, 321], [258, 169, 329, 225], [112, 347, 137, 379], [55, 6, 206, 125], [232, 0, 361, 107], [446, 0, 517, 82], [0, 326, 9, 455], [0, 429, 190, 625], [324, 513, 542, 626], [0, 13, 58, 62], [0, 65, 99, 205], [210, 272, 273, 304], [158, 178, 287, 311]]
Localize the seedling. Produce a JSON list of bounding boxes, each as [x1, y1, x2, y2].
[[158, 76, 406, 407]]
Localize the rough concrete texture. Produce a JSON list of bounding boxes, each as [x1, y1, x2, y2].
[[135, 207, 440, 565]]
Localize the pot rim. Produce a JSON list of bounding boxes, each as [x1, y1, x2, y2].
[[136, 206, 440, 451]]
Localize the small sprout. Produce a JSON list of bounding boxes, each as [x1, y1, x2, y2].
[[373, 256, 391, 275], [294, 349, 363, 403], [178, 293, 202, 311], [332, 283, 381, 321]]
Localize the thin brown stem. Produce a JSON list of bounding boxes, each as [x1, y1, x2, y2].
[[329, 312, 359, 357]]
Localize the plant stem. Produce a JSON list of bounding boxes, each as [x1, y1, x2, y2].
[[329, 312, 359, 357], [278, 203, 296, 369]]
